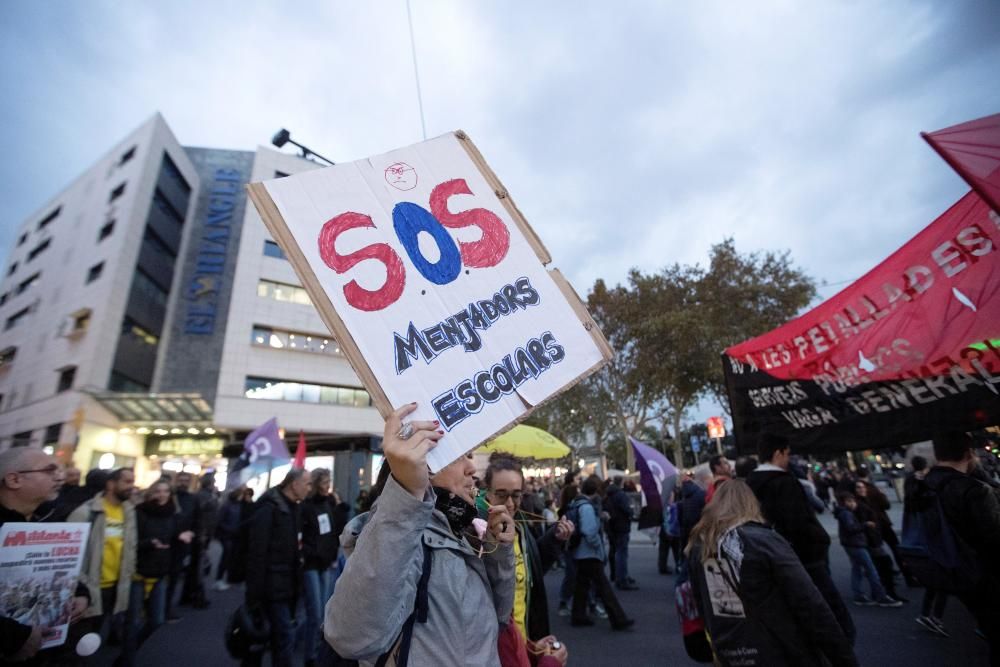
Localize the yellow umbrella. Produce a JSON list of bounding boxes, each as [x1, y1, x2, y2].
[[479, 424, 571, 459]]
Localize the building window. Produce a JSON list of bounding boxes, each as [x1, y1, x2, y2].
[[133, 269, 168, 308], [109, 183, 126, 202], [70, 309, 91, 334], [251, 325, 340, 355], [121, 317, 158, 345], [263, 240, 287, 260], [16, 272, 40, 295], [0, 293, 7, 306], [86, 262, 104, 284], [12, 430, 32, 447], [0, 346, 16, 368], [5, 307, 30, 331], [119, 146, 136, 165], [57, 366, 76, 393], [244, 376, 372, 407], [143, 227, 176, 258], [27, 239, 51, 262], [109, 371, 149, 392], [257, 279, 311, 305], [99, 220, 115, 241], [161, 154, 192, 195], [17, 233, 27, 246], [152, 188, 184, 225], [37, 207, 61, 231], [43, 423, 62, 446], [7, 262, 17, 276]]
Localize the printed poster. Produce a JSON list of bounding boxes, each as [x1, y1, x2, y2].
[[0, 522, 91, 649]]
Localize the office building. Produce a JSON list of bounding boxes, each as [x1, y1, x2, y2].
[[0, 113, 383, 500]]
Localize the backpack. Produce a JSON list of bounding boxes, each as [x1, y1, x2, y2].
[[899, 477, 983, 595], [664, 502, 680, 538]]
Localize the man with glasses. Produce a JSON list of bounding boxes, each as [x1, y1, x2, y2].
[[0, 447, 89, 662]]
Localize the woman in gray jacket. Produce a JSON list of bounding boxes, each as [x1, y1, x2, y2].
[[325, 403, 516, 666]]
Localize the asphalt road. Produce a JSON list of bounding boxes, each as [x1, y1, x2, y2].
[[87, 502, 990, 666]]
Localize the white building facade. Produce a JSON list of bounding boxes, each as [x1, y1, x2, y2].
[[0, 114, 383, 498]]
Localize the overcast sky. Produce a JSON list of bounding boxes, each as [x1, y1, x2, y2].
[[1, 1, 997, 426]]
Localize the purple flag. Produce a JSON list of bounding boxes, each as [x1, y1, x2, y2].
[[226, 417, 290, 490], [630, 436, 679, 520]]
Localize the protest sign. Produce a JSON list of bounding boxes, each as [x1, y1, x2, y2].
[[0, 522, 91, 649], [247, 131, 612, 470], [724, 192, 1000, 454]]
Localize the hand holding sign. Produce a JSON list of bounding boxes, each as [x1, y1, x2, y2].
[[383, 403, 443, 499]]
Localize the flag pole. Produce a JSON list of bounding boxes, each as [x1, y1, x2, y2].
[[265, 456, 273, 489]]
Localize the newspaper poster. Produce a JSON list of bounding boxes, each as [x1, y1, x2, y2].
[[0, 522, 91, 649], [248, 131, 612, 471]]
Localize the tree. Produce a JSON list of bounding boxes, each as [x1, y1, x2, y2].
[[699, 239, 816, 415]]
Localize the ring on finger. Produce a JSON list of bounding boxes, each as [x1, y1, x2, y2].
[[397, 422, 415, 440]]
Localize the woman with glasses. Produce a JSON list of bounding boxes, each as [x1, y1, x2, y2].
[[481, 452, 572, 666]]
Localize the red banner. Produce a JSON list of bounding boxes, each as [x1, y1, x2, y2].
[[723, 191, 1000, 454], [923, 113, 1000, 215]]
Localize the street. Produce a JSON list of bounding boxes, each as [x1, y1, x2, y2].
[[88, 503, 990, 666]]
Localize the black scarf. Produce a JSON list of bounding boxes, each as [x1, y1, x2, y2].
[[432, 487, 477, 537]]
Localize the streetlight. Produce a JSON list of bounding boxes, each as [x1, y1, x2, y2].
[[270, 129, 336, 166]]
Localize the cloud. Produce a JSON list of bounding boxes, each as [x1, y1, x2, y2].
[[0, 0, 996, 421]]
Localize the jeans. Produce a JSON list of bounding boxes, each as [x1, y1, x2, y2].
[[559, 555, 577, 604], [301, 568, 333, 661], [805, 558, 857, 644], [845, 546, 886, 601], [242, 601, 296, 667], [613, 532, 630, 583], [571, 558, 628, 626], [922, 588, 947, 618], [122, 578, 167, 664], [658, 529, 680, 573], [216, 537, 234, 581]]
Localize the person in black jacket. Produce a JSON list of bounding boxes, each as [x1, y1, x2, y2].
[[677, 473, 707, 553], [166, 471, 198, 621], [687, 480, 857, 667], [924, 432, 1000, 662], [604, 478, 636, 590], [124, 479, 194, 663], [300, 468, 341, 667], [747, 434, 855, 644], [0, 448, 90, 662], [483, 453, 572, 663], [244, 468, 311, 667]]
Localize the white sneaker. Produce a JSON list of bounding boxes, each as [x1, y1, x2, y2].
[[557, 603, 570, 617], [213, 580, 230, 592]]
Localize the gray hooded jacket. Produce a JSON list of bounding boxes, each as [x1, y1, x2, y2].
[[325, 475, 514, 666]]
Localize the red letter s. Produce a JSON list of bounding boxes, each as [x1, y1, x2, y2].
[[318, 212, 405, 312], [430, 179, 509, 268]]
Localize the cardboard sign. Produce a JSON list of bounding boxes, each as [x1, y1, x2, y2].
[[0, 522, 91, 649], [248, 131, 611, 470]]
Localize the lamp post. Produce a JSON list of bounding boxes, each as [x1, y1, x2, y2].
[[270, 129, 336, 166]]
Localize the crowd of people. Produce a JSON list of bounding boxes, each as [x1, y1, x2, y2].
[[2, 418, 999, 666]]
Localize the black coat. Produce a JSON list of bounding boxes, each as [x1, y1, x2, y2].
[[924, 466, 1000, 569], [689, 522, 857, 667], [135, 501, 181, 578], [677, 480, 706, 550], [604, 485, 632, 535], [245, 489, 303, 604], [301, 494, 340, 571], [747, 468, 830, 565], [171, 490, 198, 567]]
